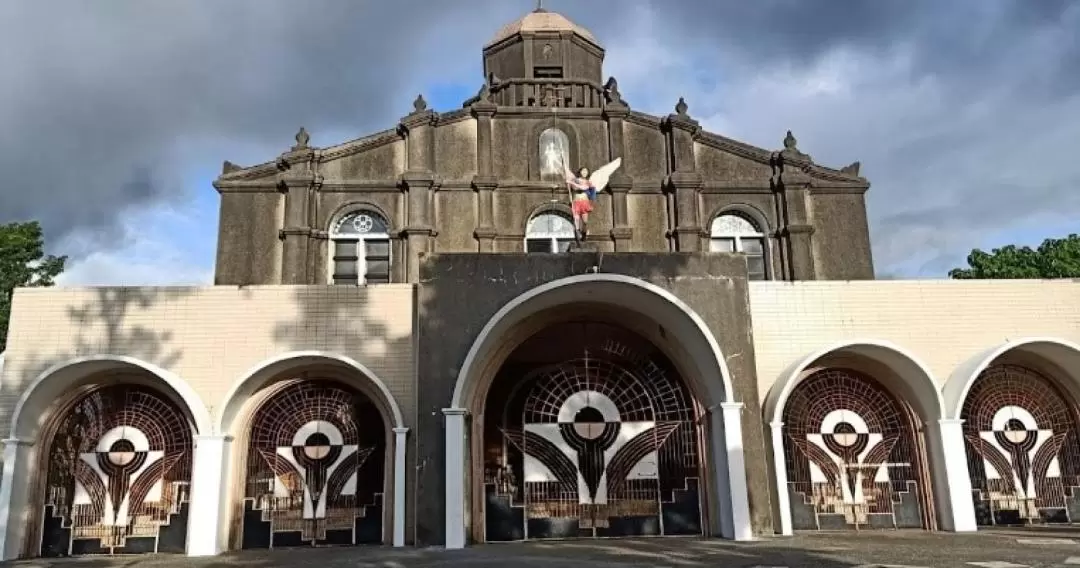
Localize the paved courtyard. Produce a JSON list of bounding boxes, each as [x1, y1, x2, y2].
[[8, 528, 1080, 568]]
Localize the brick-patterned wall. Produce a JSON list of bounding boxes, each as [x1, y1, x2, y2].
[[749, 280, 1080, 404], [0, 285, 416, 432]]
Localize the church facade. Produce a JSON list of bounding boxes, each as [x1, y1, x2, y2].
[[0, 8, 1079, 560]]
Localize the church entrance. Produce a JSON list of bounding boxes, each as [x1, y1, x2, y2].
[[481, 321, 705, 541], [782, 369, 934, 531], [961, 364, 1080, 526], [237, 380, 385, 549], [38, 384, 194, 557]]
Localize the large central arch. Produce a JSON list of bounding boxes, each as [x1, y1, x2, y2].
[[443, 274, 751, 548]]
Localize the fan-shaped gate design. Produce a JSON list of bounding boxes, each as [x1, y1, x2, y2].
[[782, 369, 933, 530], [38, 385, 193, 556], [485, 340, 704, 541], [962, 364, 1080, 525], [238, 380, 385, 548]]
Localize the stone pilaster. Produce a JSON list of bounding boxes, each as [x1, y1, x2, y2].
[[400, 98, 439, 283], [771, 147, 817, 280], [472, 91, 499, 252], [664, 98, 704, 252], [604, 86, 633, 250], [275, 142, 320, 284]]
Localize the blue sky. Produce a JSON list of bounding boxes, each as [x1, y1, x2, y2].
[[2, 1, 1077, 285]]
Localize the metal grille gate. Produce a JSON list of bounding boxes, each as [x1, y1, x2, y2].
[[782, 369, 933, 530], [239, 380, 385, 548], [39, 385, 193, 556], [484, 340, 705, 541], [962, 364, 1080, 525]]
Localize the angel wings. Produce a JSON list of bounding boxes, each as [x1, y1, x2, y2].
[[564, 157, 623, 196]]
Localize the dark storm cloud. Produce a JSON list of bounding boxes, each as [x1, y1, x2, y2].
[[1, 0, 1077, 274]]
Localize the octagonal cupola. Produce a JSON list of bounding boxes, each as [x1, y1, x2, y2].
[[482, 6, 605, 88]]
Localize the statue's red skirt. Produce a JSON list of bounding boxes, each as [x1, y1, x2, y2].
[[572, 199, 593, 216]]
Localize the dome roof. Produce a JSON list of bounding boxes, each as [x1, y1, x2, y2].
[[486, 9, 600, 48]]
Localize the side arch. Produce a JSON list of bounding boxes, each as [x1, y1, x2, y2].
[[705, 203, 774, 236], [10, 354, 211, 440], [216, 351, 408, 550], [943, 337, 1080, 527], [765, 339, 945, 426], [0, 355, 209, 560], [216, 350, 405, 435], [943, 337, 1080, 420], [764, 340, 945, 535]]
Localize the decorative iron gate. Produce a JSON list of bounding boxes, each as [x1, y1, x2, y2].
[[962, 364, 1080, 525], [239, 380, 385, 549], [485, 340, 704, 541], [783, 369, 931, 530], [39, 385, 193, 556]]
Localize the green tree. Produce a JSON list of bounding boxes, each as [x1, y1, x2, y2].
[[0, 221, 67, 350], [949, 234, 1080, 279]]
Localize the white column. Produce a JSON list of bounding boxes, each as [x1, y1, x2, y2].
[[719, 402, 753, 541], [769, 421, 793, 535], [392, 427, 409, 547], [443, 408, 468, 549], [0, 438, 34, 560], [186, 435, 232, 557], [929, 418, 977, 532]]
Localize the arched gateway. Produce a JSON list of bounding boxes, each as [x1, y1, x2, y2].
[[0, 356, 210, 560], [443, 274, 752, 548]]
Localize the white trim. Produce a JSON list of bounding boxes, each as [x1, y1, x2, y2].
[[443, 408, 468, 549], [763, 339, 945, 536], [925, 419, 977, 532], [216, 350, 405, 434], [447, 273, 746, 546], [718, 402, 753, 540], [392, 427, 409, 547], [8, 354, 212, 439], [524, 211, 575, 253], [186, 434, 233, 556], [943, 336, 1080, 420], [450, 273, 736, 408], [328, 210, 391, 285], [764, 339, 946, 426]]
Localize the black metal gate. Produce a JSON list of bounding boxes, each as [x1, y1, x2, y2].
[[782, 369, 932, 530], [485, 340, 704, 541], [39, 385, 193, 556], [963, 364, 1080, 525], [239, 380, 385, 549]]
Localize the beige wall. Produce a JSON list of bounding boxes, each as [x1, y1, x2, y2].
[[0, 285, 416, 435], [749, 279, 1080, 404]]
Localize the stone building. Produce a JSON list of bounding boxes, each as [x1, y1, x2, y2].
[[0, 7, 1078, 561]]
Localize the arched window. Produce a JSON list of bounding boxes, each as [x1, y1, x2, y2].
[[539, 128, 570, 177], [710, 212, 768, 280], [329, 210, 391, 285], [525, 211, 575, 253]]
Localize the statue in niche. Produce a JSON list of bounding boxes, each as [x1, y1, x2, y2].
[[539, 128, 570, 178]]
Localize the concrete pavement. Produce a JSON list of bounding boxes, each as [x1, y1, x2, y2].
[[8, 528, 1080, 568]]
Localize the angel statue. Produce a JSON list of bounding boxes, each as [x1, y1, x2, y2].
[[564, 157, 622, 241]]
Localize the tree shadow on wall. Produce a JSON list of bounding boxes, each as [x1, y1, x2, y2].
[[2, 286, 196, 416]]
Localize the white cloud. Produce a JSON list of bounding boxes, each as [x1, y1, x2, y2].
[[56, 203, 213, 287]]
